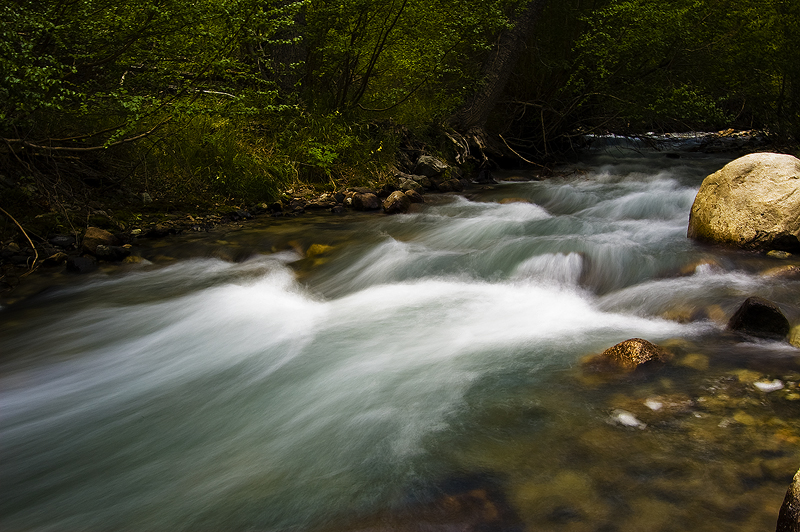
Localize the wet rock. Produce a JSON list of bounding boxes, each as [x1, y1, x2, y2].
[[43, 252, 69, 266], [306, 244, 333, 257], [790, 326, 800, 348], [587, 338, 672, 372], [415, 155, 449, 177], [48, 235, 76, 248], [377, 183, 397, 198], [412, 175, 432, 188], [498, 197, 531, 204], [763, 265, 800, 280], [398, 178, 423, 193], [768, 250, 793, 259], [304, 201, 335, 211], [382, 190, 412, 214], [727, 296, 790, 340], [144, 223, 173, 238], [65, 256, 97, 274], [777, 468, 800, 532], [405, 189, 424, 203], [687, 153, 800, 252], [94, 244, 132, 262], [81, 227, 120, 254], [351, 192, 381, 211]]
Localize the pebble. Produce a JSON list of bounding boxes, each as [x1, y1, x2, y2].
[[754, 379, 784, 393], [610, 409, 646, 429]]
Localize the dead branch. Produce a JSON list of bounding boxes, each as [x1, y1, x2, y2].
[[0, 207, 40, 276]]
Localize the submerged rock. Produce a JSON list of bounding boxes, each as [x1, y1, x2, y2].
[[777, 468, 800, 532], [687, 153, 800, 251], [727, 296, 790, 340]]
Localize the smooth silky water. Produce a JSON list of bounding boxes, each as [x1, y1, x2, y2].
[[2, 146, 799, 531]]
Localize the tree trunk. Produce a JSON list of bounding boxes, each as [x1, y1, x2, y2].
[[449, 0, 548, 136]]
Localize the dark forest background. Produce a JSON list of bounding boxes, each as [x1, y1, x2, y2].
[[2, 0, 798, 224]]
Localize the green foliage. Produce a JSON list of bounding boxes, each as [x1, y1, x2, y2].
[[567, 0, 799, 134], [304, 0, 525, 116]]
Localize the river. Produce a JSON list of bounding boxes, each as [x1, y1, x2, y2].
[[1, 141, 799, 531]]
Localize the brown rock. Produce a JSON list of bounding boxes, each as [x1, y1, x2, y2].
[[777, 468, 800, 532], [405, 189, 424, 203], [351, 192, 381, 211], [591, 338, 672, 371], [81, 227, 120, 254], [382, 190, 412, 214], [727, 296, 790, 340]]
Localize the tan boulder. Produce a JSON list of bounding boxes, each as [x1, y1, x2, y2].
[[687, 153, 800, 251]]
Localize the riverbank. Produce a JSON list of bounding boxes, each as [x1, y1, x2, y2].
[[0, 129, 793, 301]]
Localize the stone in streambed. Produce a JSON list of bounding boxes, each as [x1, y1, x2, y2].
[[584, 338, 672, 372], [777, 468, 800, 532], [351, 192, 381, 211], [382, 191, 412, 214], [687, 153, 800, 251], [65, 256, 97, 274], [405, 189, 424, 203], [94, 244, 131, 262], [727, 296, 790, 340], [81, 227, 120, 254]]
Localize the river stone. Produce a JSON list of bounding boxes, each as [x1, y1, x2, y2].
[[81, 227, 120, 254], [399, 178, 423, 193], [777, 468, 800, 532], [415, 155, 449, 177], [727, 296, 790, 340], [49, 234, 76, 248], [405, 189, 424, 203], [595, 338, 671, 371], [95, 244, 132, 262], [66, 256, 97, 273], [351, 192, 380, 211], [687, 153, 800, 251], [383, 191, 412, 214]]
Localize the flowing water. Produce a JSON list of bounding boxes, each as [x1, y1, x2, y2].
[[2, 144, 799, 531]]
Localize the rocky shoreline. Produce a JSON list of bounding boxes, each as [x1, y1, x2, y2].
[[0, 154, 482, 296]]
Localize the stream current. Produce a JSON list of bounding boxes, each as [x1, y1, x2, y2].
[[1, 143, 799, 531]]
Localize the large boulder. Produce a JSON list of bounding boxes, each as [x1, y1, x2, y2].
[[777, 468, 800, 532], [727, 296, 790, 340], [687, 153, 800, 251]]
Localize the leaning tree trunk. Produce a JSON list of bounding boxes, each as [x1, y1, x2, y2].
[[449, 0, 548, 157]]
